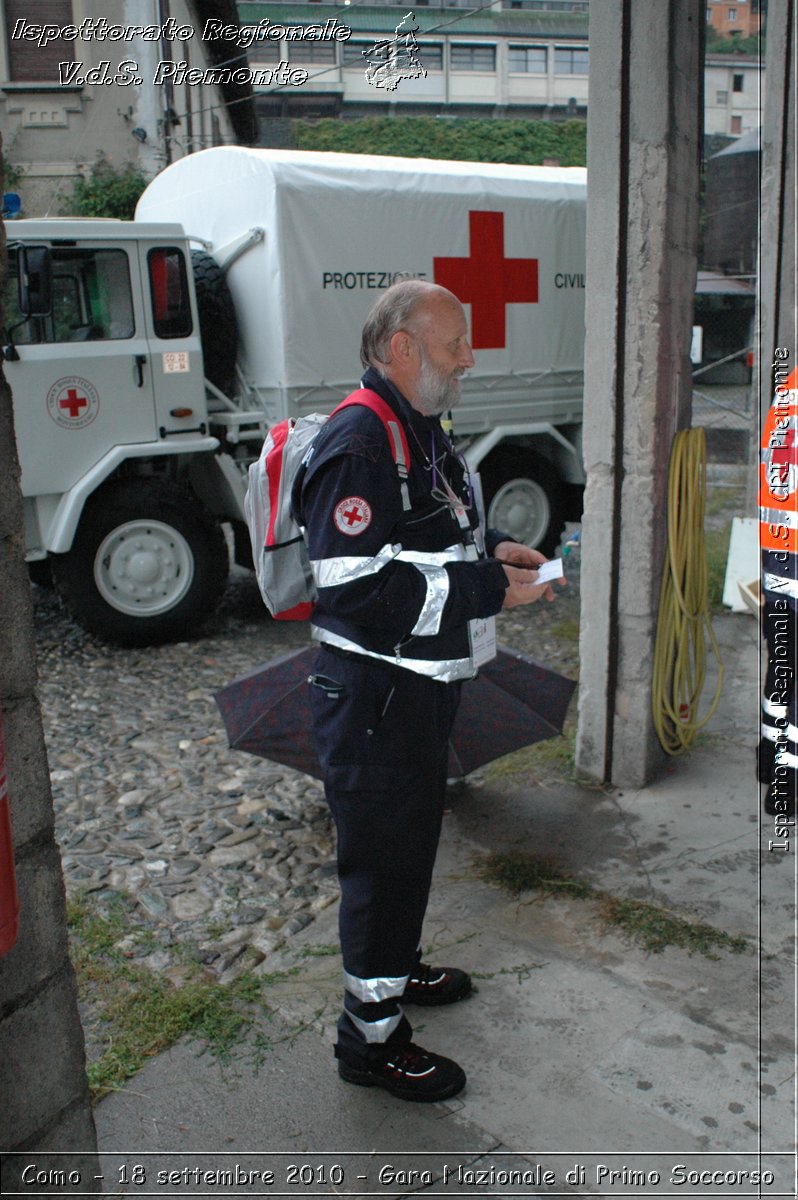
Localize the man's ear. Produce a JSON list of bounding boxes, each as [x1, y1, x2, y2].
[[387, 329, 416, 365]]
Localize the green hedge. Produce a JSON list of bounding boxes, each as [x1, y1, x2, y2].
[[292, 117, 587, 167], [705, 32, 762, 56], [70, 158, 149, 220]]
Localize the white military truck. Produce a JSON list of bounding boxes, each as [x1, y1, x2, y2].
[[3, 147, 586, 646]]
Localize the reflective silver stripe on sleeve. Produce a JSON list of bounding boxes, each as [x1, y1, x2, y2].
[[343, 970, 409, 1003], [760, 507, 798, 529], [397, 544, 466, 636], [395, 544, 468, 567], [764, 572, 798, 599], [774, 749, 798, 770], [346, 1010, 405, 1043], [311, 542, 467, 591], [312, 627, 476, 682], [762, 724, 784, 743], [311, 543, 400, 589], [409, 565, 450, 636]]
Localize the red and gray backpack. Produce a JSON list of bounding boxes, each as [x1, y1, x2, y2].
[[244, 389, 411, 620]]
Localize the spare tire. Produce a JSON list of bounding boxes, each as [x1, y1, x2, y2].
[[191, 248, 238, 395]]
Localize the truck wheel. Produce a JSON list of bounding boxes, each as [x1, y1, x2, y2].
[[51, 482, 229, 647], [191, 249, 238, 395], [481, 449, 565, 557]]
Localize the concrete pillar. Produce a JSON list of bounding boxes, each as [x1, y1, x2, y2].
[[756, 0, 796, 422], [575, 0, 702, 787], [0, 192, 99, 1184]]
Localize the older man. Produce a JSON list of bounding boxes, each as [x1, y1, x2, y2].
[[295, 281, 559, 1101]]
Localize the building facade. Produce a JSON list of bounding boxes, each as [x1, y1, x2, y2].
[[706, 0, 763, 39], [240, 1, 760, 139], [241, 1, 591, 121], [704, 51, 763, 135], [0, 0, 256, 216]]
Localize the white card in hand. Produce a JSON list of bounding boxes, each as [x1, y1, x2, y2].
[[535, 558, 564, 584]]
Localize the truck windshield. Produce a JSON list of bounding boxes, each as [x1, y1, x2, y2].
[[5, 247, 135, 344]]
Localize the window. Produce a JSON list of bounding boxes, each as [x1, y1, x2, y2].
[[247, 38, 282, 64], [287, 37, 337, 64], [716, 89, 729, 103], [450, 44, 496, 71], [727, 6, 738, 17], [731, 115, 743, 134], [344, 39, 442, 70], [148, 248, 192, 340], [733, 73, 744, 91], [342, 40, 375, 66], [508, 45, 547, 73], [418, 43, 443, 71], [4, 248, 135, 344], [4, 0, 74, 82], [507, 1, 588, 8], [554, 46, 589, 74]]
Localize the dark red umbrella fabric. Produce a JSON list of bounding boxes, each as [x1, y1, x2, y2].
[[215, 645, 576, 781]]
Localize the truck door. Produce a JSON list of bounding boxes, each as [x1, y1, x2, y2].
[[135, 240, 205, 436], [5, 241, 158, 498]]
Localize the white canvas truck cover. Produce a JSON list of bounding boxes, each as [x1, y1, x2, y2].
[[136, 147, 586, 416]]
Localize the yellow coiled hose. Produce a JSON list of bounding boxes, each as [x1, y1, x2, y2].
[[651, 427, 725, 755]]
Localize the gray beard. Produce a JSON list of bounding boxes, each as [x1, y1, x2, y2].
[[416, 357, 463, 417]]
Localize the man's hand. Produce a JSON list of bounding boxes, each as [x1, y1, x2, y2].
[[493, 541, 565, 608]]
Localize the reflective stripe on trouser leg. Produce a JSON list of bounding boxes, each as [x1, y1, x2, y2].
[[340, 968, 409, 1043]]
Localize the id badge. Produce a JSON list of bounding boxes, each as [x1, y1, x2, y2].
[[469, 615, 497, 669]]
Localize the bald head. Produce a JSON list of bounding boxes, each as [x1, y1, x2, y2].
[[360, 281, 474, 416]]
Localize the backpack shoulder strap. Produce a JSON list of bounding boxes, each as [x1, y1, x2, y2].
[[330, 388, 412, 511]]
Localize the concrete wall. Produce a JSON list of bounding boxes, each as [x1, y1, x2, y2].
[[0, 194, 99, 1188], [575, 0, 702, 787]]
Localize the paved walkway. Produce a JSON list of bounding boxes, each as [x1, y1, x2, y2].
[[92, 609, 796, 1198]]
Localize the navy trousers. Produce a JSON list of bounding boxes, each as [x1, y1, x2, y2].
[[308, 645, 461, 1062]]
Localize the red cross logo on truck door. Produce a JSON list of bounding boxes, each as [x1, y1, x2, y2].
[[46, 375, 101, 430], [60, 388, 88, 418], [433, 211, 539, 350]]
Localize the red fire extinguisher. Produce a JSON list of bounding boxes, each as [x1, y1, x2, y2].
[[0, 709, 20, 958]]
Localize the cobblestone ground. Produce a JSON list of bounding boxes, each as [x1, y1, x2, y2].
[[34, 553, 582, 988]]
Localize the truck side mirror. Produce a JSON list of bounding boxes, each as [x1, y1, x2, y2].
[[17, 245, 53, 317]]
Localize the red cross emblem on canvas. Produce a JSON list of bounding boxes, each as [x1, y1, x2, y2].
[[433, 211, 539, 350], [334, 496, 373, 536]]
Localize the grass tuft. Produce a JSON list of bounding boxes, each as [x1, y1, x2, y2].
[[597, 894, 749, 957], [67, 895, 277, 1102], [480, 851, 593, 899], [479, 851, 751, 959], [484, 726, 577, 781]]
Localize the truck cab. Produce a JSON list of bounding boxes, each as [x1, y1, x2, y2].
[[3, 221, 236, 645]]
